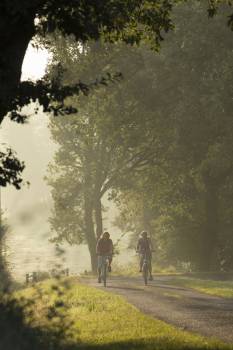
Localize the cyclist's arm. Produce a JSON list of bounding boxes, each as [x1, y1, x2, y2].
[[110, 240, 114, 255], [149, 238, 154, 251]]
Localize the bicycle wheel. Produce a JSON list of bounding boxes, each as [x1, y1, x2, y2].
[[142, 263, 148, 285], [103, 263, 107, 287]]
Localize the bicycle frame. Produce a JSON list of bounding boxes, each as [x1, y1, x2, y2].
[[99, 255, 110, 287], [140, 251, 153, 285]]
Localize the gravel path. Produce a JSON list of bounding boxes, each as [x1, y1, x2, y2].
[[82, 275, 233, 344]]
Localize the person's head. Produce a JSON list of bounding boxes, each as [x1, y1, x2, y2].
[[141, 231, 148, 239], [102, 231, 110, 240]]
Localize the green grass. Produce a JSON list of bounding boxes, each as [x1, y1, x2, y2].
[[165, 277, 233, 298], [112, 260, 181, 277], [11, 277, 233, 349]]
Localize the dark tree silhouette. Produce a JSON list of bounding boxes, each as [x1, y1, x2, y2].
[[0, 0, 177, 189], [0, 148, 25, 189], [1, 1, 232, 124], [0, 1, 232, 189], [0, 0, 177, 124]]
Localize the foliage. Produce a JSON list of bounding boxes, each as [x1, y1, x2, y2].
[[48, 2, 233, 272], [1, 0, 233, 190], [47, 39, 165, 270], [0, 0, 177, 123], [113, 2, 233, 272], [0, 279, 74, 350], [0, 0, 178, 190], [0, 298, 44, 350], [0, 147, 25, 189]]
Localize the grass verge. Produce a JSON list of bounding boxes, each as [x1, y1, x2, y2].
[[165, 277, 233, 298], [7, 277, 232, 350]]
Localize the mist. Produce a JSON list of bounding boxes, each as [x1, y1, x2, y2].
[[2, 2, 233, 278], [1, 108, 134, 281], [1, 2, 233, 350]]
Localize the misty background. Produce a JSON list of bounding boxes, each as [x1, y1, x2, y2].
[[0, 47, 134, 281], [1, 2, 233, 280]]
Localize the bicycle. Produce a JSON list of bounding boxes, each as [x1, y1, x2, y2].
[[137, 250, 154, 285], [98, 255, 111, 287], [142, 251, 151, 285]]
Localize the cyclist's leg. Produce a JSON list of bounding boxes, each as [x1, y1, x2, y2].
[[108, 255, 112, 272], [139, 253, 144, 272], [148, 253, 153, 280], [103, 256, 108, 286], [97, 256, 102, 282]]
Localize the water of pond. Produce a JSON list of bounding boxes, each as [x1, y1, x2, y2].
[[5, 223, 135, 282]]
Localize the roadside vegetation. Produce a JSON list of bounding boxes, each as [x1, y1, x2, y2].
[[165, 276, 233, 299], [0, 277, 229, 350], [0, 214, 13, 293], [112, 261, 180, 277]]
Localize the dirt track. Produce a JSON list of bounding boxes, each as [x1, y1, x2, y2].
[[82, 275, 233, 344]]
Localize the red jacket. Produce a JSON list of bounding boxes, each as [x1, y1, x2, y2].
[[96, 238, 113, 255]]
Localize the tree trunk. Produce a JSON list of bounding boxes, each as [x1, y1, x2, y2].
[[95, 196, 103, 239], [84, 189, 98, 273], [0, 7, 36, 122], [198, 181, 219, 271]]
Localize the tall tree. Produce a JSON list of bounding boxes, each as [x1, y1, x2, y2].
[[47, 40, 163, 271], [113, 2, 233, 272], [1, 1, 232, 189], [0, 0, 177, 123], [0, 0, 178, 191]]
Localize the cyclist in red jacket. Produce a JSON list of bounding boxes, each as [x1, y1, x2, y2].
[[96, 231, 113, 282]]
